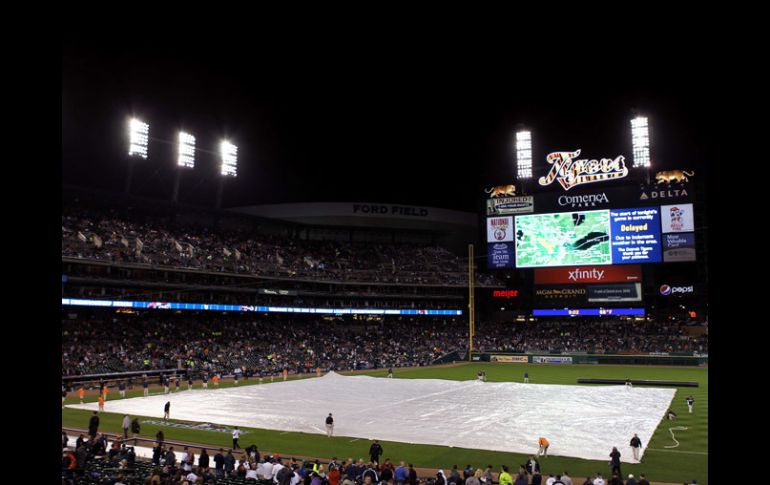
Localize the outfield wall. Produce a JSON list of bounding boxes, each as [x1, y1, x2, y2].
[[461, 351, 707, 366]]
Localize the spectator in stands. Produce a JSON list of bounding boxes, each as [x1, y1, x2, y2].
[[224, 449, 236, 477], [593, 473, 605, 485], [531, 469, 542, 485], [165, 446, 176, 469], [636, 474, 650, 485], [626, 474, 637, 485], [562, 471, 574, 485], [498, 466, 513, 485], [526, 456, 540, 475], [214, 448, 225, 477], [482, 465, 494, 485], [466, 469, 483, 485]]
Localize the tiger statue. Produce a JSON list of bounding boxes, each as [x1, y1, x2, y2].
[[485, 184, 517, 198], [655, 170, 694, 184]]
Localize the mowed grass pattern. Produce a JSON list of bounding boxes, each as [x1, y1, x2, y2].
[[62, 363, 707, 484]]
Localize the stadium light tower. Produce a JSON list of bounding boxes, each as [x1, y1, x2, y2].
[[125, 118, 149, 194], [516, 130, 533, 180], [631, 115, 651, 167], [173, 131, 196, 203], [217, 140, 238, 209]]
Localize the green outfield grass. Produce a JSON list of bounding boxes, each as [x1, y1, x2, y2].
[[62, 363, 707, 484]]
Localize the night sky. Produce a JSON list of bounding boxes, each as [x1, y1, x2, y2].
[[63, 43, 711, 212]]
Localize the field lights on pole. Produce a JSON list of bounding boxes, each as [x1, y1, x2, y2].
[[516, 130, 533, 179], [128, 118, 149, 158], [631, 116, 651, 168], [177, 132, 196, 169], [220, 141, 238, 177]]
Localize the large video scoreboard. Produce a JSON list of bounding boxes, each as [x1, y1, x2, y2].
[[487, 199, 695, 269]]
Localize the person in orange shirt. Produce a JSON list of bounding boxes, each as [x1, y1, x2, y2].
[[98, 395, 105, 411], [538, 437, 549, 457], [283, 369, 288, 381], [316, 367, 321, 377], [78, 387, 85, 404], [212, 374, 220, 387], [102, 385, 109, 401]]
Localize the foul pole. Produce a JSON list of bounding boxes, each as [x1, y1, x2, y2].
[[468, 244, 475, 361]]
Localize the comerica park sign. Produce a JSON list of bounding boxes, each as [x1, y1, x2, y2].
[[539, 149, 628, 191]]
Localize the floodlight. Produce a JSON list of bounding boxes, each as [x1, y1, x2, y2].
[[221, 141, 238, 177], [631, 116, 650, 168], [178, 132, 196, 168], [516, 130, 533, 179], [128, 118, 149, 158]]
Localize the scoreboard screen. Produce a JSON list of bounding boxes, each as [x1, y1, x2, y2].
[[515, 210, 611, 268], [513, 207, 664, 268]]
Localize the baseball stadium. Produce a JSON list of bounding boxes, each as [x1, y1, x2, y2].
[[62, 45, 708, 485]]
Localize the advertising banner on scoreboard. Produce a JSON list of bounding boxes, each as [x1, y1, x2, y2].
[[535, 285, 588, 306], [532, 356, 573, 364], [662, 232, 696, 262], [491, 355, 529, 363], [487, 216, 515, 242], [487, 242, 516, 268], [609, 207, 662, 264], [660, 203, 695, 233], [486, 196, 534, 215], [534, 265, 642, 284], [587, 283, 642, 302], [533, 184, 693, 213]]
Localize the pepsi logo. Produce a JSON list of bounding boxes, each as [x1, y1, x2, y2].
[[660, 284, 694, 295]]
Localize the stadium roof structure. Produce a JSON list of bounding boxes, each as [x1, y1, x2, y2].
[[229, 202, 478, 233]]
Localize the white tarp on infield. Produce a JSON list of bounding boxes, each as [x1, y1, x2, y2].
[[67, 372, 675, 462]]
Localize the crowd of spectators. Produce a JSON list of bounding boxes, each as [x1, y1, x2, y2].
[[62, 313, 707, 377], [473, 319, 708, 355], [62, 429, 675, 485], [62, 209, 500, 286], [62, 315, 462, 377]]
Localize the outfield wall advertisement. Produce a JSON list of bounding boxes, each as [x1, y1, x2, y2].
[[490, 355, 529, 363], [532, 356, 573, 364]]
